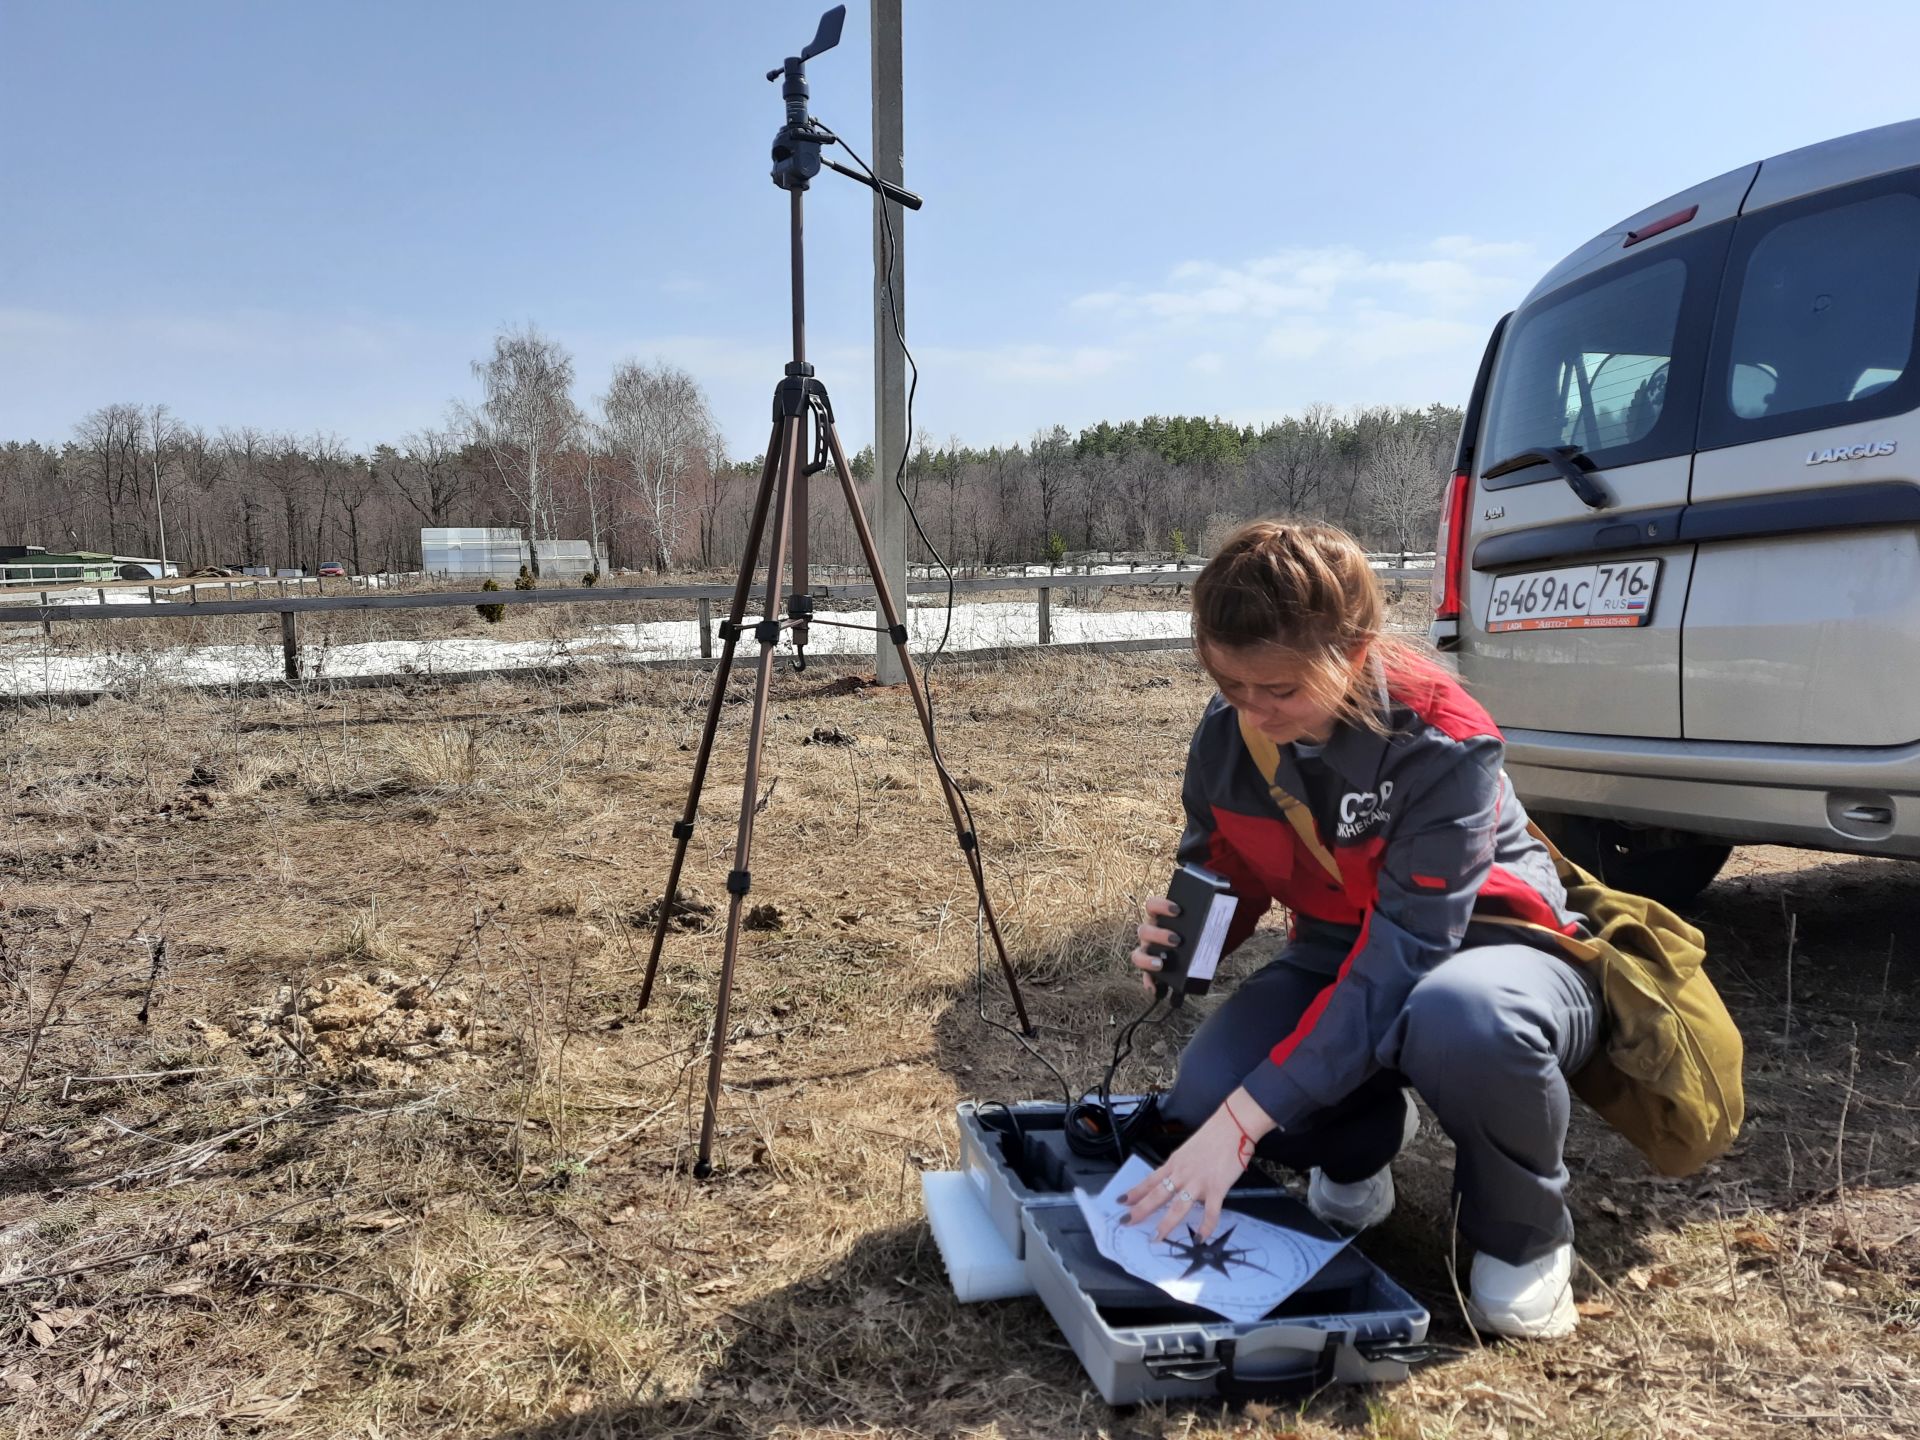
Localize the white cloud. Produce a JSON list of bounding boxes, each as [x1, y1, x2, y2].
[[1431, 235, 1535, 263], [0, 306, 445, 446], [1070, 236, 1531, 327], [1341, 310, 1485, 366], [0, 309, 83, 341], [1, 306, 410, 363], [1261, 322, 1334, 361], [918, 341, 1130, 385], [890, 234, 1539, 449]]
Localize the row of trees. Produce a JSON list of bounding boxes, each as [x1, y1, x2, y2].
[[0, 324, 1459, 577], [897, 402, 1460, 569]]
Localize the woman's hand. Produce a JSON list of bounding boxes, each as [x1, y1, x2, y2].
[[1130, 896, 1181, 996], [1118, 1089, 1274, 1241]]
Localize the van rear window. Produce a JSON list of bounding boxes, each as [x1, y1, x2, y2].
[[1480, 257, 1688, 480], [1722, 191, 1920, 422]]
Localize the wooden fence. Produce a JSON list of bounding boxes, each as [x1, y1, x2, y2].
[[0, 563, 1431, 686]]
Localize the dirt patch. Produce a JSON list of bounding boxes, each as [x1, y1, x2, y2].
[[629, 887, 717, 933], [810, 674, 873, 698], [213, 969, 486, 1088], [743, 902, 785, 931]]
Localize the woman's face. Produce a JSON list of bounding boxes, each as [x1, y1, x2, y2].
[[1199, 641, 1349, 747]]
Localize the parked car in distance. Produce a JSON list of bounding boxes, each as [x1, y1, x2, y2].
[[318, 561, 347, 577], [1431, 117, 1920, 908]]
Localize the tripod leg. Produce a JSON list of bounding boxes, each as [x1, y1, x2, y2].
[[819, 419, 1037, 1037], [792, 450, 811, 659], [638, 420, 784, 1014], [694, 412, 804, 1177]]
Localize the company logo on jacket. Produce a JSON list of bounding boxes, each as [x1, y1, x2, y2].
[[1336, 781, 1393, 840]]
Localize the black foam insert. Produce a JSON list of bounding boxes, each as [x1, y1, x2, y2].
[[974, 1106, 1269, 1200]]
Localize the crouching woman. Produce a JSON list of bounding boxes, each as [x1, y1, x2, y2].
[[1120, 520, 1602, 1339]]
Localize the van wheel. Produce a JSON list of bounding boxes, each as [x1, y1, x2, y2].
[[1534, 813, 1732, 911]]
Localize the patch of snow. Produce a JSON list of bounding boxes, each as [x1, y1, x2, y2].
[[0, 600, 1192, 696]]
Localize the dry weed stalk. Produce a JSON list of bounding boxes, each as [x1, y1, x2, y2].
[[1783, 907, 1798, 1041], [2, 912, 93, 1132]]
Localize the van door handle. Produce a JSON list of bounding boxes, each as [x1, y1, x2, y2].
[[1842, 805, 1893, 825]]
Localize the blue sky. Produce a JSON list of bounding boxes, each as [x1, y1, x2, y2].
[[4, 1, 1917, 460]]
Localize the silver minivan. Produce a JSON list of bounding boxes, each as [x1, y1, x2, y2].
[[1432, 118, 1920, 907]]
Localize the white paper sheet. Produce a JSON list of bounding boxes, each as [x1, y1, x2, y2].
[[1073, 1156, 1352, 1324], [1185, 890, 1237, 984]]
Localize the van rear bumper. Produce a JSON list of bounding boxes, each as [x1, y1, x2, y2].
[[1503, 727, 1920, 857]]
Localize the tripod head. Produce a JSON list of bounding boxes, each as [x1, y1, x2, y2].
[[766, 5, 922, 210]]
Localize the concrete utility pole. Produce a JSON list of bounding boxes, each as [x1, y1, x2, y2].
[[149, 406, 171, 578], [152, 452, 170, 579], [870, 0, 908, 684]]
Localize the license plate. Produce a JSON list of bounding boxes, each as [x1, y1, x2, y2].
[[1485, 558, 1661, 633]]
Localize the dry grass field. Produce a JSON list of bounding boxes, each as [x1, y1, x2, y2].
[[1, 647, 1916, 1438]]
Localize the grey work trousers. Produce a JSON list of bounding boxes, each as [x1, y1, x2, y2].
[[1161, 932, 1603, 1264]]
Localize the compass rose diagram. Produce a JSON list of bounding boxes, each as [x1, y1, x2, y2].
[[1157, 1222, 1279, 1281], [1092, 1207, 1350, 1322]]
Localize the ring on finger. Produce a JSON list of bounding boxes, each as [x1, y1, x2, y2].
[[1177, 1189, 1194, 1203], [1159, 1178, 1177, 1195]]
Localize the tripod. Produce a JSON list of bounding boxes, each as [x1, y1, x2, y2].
[[636, 7, 1034, 1178]]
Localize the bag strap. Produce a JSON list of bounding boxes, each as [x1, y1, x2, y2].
[[1236, 715, 1343, 885], [1471, 913, 1603, 964], [1523, 818, 1594, 887]]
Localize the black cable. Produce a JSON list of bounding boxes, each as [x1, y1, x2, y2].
[[971, 1098, 1026, 1155], [1066, 985, 1169, 1161], [975, 909, 1073, 1109], [823, 126, 1085, 1102], [820, 128, 962, 676], [833, 131, 1189, 1152]]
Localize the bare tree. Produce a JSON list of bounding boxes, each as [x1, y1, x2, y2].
[[578, 427, 612, 576], [940, 434, 963, 564], [145, 403, 178, 571], [468, 324, 580, 575], [305, 431, 350, 569], [72, 404, 144, 553], [599, 359, 715, 573], [695, 432, 738, 570], [259, 434, 308, 570], [386, 424, 469, 530], [332, 457, 380, 575], [219, 427, 270, 567], [1250, 402, 1334, 517], [1356, 422, 1448, 552], [1113, 449, 1162, 555], [174, 425, 223, 565], [1030, 425, 1070, 562]]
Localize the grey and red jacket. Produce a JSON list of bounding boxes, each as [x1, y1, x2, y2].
[[1176, 658, 1581, 1131]]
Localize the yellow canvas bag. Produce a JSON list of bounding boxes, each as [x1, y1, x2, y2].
[[1525, 828, 1746, 1176], [1237, 718, 1745, 1176]]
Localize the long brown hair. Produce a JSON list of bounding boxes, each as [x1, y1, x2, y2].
[[1191, 519, 1428, 733]]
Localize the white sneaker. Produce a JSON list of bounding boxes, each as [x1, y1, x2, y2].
[[1307, 1167, 1394, 1230], [1466, 1244, 1577, 1339]]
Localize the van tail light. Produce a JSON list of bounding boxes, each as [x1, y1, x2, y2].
[[1432, 470, 1471, 620]]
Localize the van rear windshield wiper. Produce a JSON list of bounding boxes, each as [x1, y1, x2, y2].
[[1483, 445, 1612, 510]]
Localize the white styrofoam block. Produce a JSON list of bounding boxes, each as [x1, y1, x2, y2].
[[922, 1170, 1036, 1302]]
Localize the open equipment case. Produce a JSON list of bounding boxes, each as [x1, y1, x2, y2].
[[930, 1099, 1432, 1406]]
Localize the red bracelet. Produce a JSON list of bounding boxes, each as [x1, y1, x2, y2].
[[1223, 1097, 1257, 1168]]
